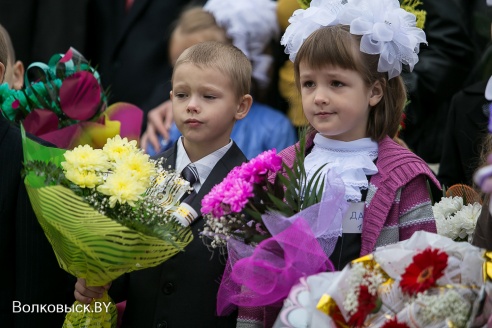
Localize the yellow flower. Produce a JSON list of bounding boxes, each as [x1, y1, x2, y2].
[[400, 0, 426, 29], [62, 144, 110, 172], [65, 169, 102, 189], [102, 135, 138, 162], [116, 152, 156, 185], [97, 171, 147, 207]]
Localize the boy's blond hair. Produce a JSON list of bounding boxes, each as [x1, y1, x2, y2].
[[173, 41, 252, 99]]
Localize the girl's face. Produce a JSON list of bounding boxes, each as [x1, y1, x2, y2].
[[299, 62, 382, 142]]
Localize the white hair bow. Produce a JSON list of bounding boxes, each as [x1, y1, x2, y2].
[[280, 0, 427, 79], [204, 0, 279, 88]]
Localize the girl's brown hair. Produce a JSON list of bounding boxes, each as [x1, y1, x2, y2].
[[293, 25, 407, 141]]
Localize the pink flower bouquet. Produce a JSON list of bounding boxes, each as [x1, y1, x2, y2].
[[200, 141, 348, 318]]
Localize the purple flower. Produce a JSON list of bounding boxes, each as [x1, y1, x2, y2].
[[201, 183, 227, 217], [200, 149, 282, 217], [222, 179, 254, 213], [237, 149, 283, 183]]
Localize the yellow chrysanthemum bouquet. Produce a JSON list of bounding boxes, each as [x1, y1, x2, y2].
[[21, 127, 193, 327]]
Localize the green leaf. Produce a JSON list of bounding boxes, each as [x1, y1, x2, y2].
[[244, 208, 263, 222], [267, 193, 295, 216]]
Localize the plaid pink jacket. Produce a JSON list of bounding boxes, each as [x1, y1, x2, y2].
[[277, 134, 439, 255]]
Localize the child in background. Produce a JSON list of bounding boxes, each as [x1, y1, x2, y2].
[[472, 134, 492, 250], [0, 24, 74, 328], [142, 0, 297, 159], [281, 0, 439, 267], [74, 41, 252, 327]]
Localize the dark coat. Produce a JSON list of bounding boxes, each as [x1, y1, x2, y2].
[[84, 0, 206, 130], [0, 0, 88, 64], [111, 141, 247, 328], [400, 0, 476, 163], [0, 116, 74, 327], [472, 195, 492, 250], [437, 80, 489, 188]]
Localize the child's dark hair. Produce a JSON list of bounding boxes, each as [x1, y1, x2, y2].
[[293, 25, 407, 141]]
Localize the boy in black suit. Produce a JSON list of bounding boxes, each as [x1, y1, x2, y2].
[[75, 41, 252, 327], [0, 25, 74, 328]]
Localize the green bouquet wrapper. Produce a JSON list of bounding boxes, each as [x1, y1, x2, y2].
[[21, 128, 193, 327]]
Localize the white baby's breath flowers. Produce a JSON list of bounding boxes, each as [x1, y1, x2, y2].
[[202, 215, 233, 249], [416, 290, 470, 327], [343, 262, 385, 316]]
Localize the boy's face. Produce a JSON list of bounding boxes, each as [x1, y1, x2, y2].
[[171, 63, 249, 152]]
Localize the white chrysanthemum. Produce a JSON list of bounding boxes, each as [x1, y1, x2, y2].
[[433, 196, 481, 242], [433, 196, 463, 218], [453, 203, 482, 241]]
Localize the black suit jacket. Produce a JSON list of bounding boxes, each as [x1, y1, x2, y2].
[[85, 0, 206, 131], [400, 0, 476, 163], [0, 117, 74, 327], [437, 80, 489, 188], [111, 141, 247, 328], [0, 0, 88, 64]]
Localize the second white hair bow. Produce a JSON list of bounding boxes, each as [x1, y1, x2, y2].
[[281, 0, 427, 79]]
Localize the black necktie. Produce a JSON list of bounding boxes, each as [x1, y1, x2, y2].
[[180, 164, 198, 204]]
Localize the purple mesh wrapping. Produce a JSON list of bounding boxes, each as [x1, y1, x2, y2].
[[216, 171, 348, 316], [217, 218, 333, 315]]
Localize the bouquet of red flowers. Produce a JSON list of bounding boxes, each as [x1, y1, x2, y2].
[[0, 47, 142, 149], [274, 231, 492, 328]]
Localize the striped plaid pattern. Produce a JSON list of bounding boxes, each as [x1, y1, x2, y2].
[[277, 134, 440, 256]]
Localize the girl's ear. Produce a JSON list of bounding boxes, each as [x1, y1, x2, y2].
[[235, 94, 252, 120], [369, 80, 383, 107]]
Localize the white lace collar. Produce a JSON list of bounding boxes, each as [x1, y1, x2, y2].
[[304, 133, 379, 202]]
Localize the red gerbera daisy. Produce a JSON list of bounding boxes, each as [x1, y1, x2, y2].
[[399, 247, 448, 295], [348, 285, 378, 327], [381, 317, 409, 328]]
